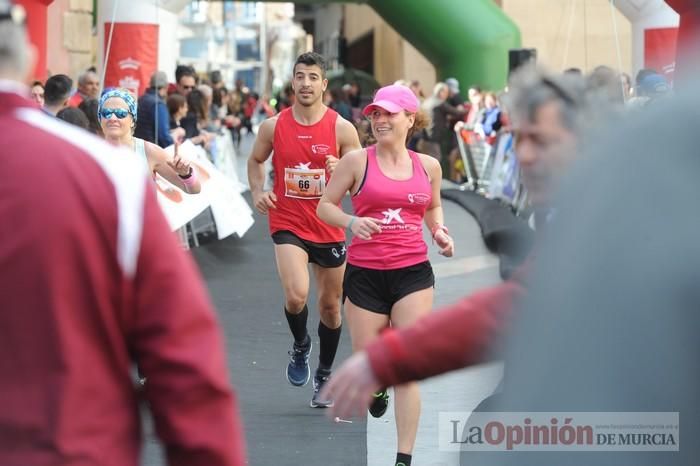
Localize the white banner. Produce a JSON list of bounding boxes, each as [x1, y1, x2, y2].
[[157, 139, 254, 238]]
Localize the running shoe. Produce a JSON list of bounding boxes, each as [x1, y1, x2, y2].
[[286, 339, 312, 386], [310, 369, 333, 408], [368, 389, 390, 418]]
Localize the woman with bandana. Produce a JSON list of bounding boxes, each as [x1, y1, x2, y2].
[[98, 88, 201, 194]]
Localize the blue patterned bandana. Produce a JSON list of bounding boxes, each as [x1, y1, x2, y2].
[[98, 88, 137, 122]]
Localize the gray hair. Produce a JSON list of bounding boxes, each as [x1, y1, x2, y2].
[[504, 65, 590, 133], [77, 69, 98, 86], [421, 82, 448, 112], [0, 20, 30, 79]]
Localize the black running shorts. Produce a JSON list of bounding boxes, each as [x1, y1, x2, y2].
[[343, 261, 435, 315], [272, 230, 347, 268]]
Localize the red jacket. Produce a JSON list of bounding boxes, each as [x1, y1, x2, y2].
[[67, 91, 84, 107], [0, 87, 246, 466], [366, 267, 527, 386]]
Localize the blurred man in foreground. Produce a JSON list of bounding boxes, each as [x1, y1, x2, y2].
[[0, 3, 246, 464]]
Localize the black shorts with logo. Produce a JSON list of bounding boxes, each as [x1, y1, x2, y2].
[[272, 230, 347, 268], [343, 261, 435, 315]]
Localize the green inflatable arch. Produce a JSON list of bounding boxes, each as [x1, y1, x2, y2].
[[268, 0, 521, 90]]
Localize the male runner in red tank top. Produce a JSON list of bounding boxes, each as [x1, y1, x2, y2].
[[247, 52, 361, 407]]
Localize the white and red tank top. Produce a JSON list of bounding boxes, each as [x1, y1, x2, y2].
[[348, 145, 432, 269], [269, 107, 345, 243]]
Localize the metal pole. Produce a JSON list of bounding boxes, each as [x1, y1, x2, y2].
[[260, 3, 268, 94]]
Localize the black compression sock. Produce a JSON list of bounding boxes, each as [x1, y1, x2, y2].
[[395, 452, 412, 466], [285, 305, 309, 346], [317, 321, 341, 371]]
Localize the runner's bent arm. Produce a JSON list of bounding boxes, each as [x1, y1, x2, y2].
[[317, 149, 382, 241], [419, 153, 445, 231], [247, 117, 275, 193], [327, 117, 361, 174], [419, 153, 453, 255], [317, 150, 361, 228], [247, 118, 277, 213]]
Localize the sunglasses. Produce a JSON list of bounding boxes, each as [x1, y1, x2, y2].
[[100, 108, 130, 119]]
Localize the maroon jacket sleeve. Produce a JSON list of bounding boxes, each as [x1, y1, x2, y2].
[[366, 277, 525, 387], [128, 187, 246, 466]]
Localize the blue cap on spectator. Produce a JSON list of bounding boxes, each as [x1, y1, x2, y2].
[[445, 78, 460, 93], [639, 74, 670, 97]]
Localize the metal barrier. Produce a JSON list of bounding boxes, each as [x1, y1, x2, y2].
[[453, 123, 529, 215], [454, 121, 494, 193]]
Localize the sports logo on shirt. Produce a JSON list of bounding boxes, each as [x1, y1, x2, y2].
[[381, 208, 404, 225], [295, 162, 312, 170], [408, 193, 430, 205], [311, 144, 331, 155]]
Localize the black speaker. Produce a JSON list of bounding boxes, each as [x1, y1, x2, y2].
[[337, 37, 348, 66], [508, 48, 537, 75]]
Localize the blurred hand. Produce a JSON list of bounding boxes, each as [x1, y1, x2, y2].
[[224, 115, 241, 128], [252, 190, 277, 214], [434, 229, 454, 257], [170, 127, 186, 144], [325, 155, 339, 175], [320, 351, 381, 420], [167, 142, 192, 177], [351, 216, 382, 240]]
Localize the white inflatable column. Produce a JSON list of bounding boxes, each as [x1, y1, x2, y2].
[[615, 0, 679, 75]]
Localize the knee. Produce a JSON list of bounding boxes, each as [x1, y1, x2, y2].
[[285, 292, 308, 313], [318, 300, 341, 325], [318, 295, 340, 314]]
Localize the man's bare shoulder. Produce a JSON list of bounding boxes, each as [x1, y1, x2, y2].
[[257, 115, 279, 140], [335, 114, 361, 155], [334, 115, 356, 132]]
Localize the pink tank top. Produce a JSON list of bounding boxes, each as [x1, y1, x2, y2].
[[348, 145, 432, 270]]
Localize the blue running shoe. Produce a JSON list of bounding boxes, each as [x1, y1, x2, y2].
[[286, 339, 312, 386]]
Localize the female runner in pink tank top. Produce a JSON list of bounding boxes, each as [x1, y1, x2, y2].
[[317, 84, 454, 466]]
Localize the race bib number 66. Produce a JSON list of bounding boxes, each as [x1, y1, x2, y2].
[[284, 167, 326, 199]]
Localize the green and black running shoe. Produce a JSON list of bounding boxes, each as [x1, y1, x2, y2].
[[368, 389, 389, 418]]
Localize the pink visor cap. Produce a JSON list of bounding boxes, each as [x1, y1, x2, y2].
[[362, 84, 419, 116]]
